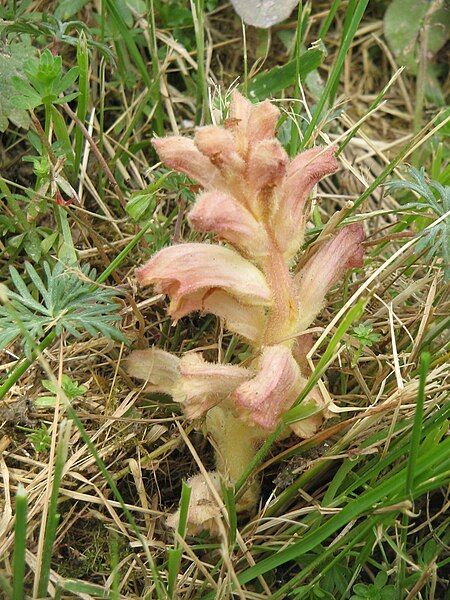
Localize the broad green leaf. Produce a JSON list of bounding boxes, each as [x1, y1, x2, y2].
[[246, 48, 323, 100], [0, 40, 38, 131], [384, 0, 450, 71], [54, 0, 89, 20]]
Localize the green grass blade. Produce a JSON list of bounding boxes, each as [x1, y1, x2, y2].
[[301, 0, 369, 147], [238, 437, 449, 583], [37, 420, 71, 598], [12, 484, 27, 600], [147, 0, 164, 135], [74, 31, 89, 174], [167, 481, 192, 598], [176, 481, 192, 543], [318, 0, 342, 39], [191, 0, 208, 124], [406, 352, 430, 498], [103, 0, 151, 88]]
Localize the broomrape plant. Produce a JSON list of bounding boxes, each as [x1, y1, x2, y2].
[[127, 91, 364, 533]]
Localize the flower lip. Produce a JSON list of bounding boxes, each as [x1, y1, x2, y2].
[[188, 190, 270, 259], [232, 345, 302, 431], [137, 243, 272, 320], [152, 136, 222, 189], [294, 222, 365, 332], [125, 347, 180, 394], [173, 352, 252, 419], [273, 146, 340, 258]]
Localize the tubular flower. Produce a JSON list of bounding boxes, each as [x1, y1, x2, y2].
[[127, 90, 365, 532], [188, 190, 270, 260], [232, 345, 303, 431], [125, 348, 180, 394], [137, 243, 272, 321], [294, 223, 365, 332], [272, 146, 339, 259], [172, 353, 252, 419]]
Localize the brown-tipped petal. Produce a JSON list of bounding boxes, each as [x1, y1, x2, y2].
[[126, 348, 180, 394], [152, 136, 221, 189], [232, 345, 302, 431], [247, 139, 288, 191], [188, 190, 270, 259], [137, 243, 272, 320], [247, 99, 280, 143], [273, 146, 339, 258], [294, 223, 365, 332], [173, 353, 252, 419], [194, 126, 244, 172], [229, 89, 252, 123], [166, 471, 222, 536], [226, 90, 254, 156]]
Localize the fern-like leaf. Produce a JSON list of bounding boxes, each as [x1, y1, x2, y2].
[[0, 262, 126, 357], [388, 167, 450, 281]]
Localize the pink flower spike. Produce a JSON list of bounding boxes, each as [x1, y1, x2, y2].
[[188, 190, 269, 259], [273, 146, 339, 258], [247, 99, 280, 143], [194, 126, 245, 172], [247, 139, 288, 191], [137, 243, 272, 320], [152, 136, 221, 189], [126, 348, 180, 394], [173, 353, 252, 419], [294, 223, 365, 331], [232, 345, 302, 431]]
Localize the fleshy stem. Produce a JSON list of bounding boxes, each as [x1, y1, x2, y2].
[[205, 222, 298, 510], [262, 235, 298, 346]]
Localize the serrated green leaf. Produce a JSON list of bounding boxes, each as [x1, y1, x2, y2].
[[35, 395, 57, 407], [0, 40, 38, 131]]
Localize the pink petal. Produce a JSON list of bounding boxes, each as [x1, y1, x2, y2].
[[169, 289, 266, 342], [188, 190, 269, 259], [247, 99, 280, 143], [294, 223, 365, 331], [137, 243, 272, 320], [226, 92, 280, 157], [173, 353, 252, 419], [166, 471, 222, 535], [194, 126, 244, 172], [152, 136, 221, 189], [203, 290, 266, 342], [226, 90, 253, 156], [232, 345, 302, 431], [229, 89, 252, 123], [272, 146, 339, 258], [126, 348, 180, 393], [247, 139, 288, 191], [289, 392, 325, 438]]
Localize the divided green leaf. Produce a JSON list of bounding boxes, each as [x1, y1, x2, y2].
[[0, 39, 38, 131]]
